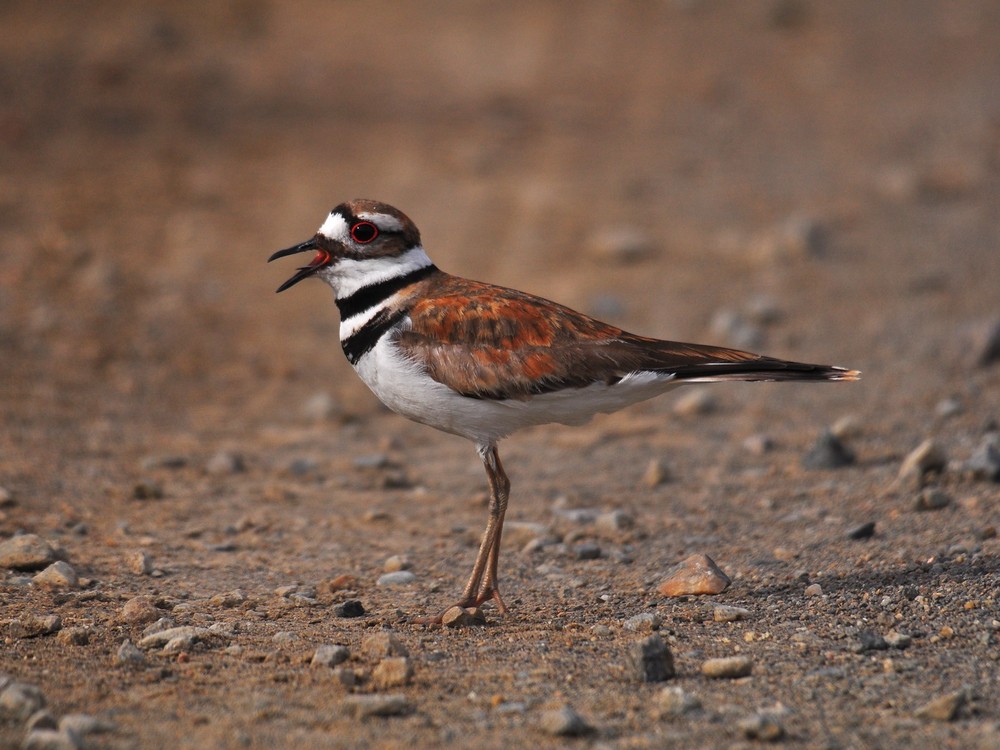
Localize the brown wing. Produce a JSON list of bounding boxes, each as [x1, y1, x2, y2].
[[394, 275, 832, 400]]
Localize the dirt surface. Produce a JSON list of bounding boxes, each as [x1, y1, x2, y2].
[[2, 1, 1000, 748]]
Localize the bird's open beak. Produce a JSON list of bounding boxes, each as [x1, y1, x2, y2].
[[268, 237, 333, 293]]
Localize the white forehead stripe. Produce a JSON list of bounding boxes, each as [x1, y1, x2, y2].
[[357, 211, 404, 233], [318, 211, 349, 240]]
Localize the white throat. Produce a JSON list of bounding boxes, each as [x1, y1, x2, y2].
[[319, 245, 434, 299]]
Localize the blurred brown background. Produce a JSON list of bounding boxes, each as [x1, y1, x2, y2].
[[2, 2, 999, 747]]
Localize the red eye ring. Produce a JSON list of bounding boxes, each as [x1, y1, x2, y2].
[[350, 221, 379, 244]]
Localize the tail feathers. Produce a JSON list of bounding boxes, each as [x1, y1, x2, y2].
[[668, 359, 861, 384]]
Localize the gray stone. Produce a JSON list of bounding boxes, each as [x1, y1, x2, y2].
[[574, 542, 601, 560], [702, 655, 753, 678], [884, 630, 913, 649], [56, 626, 92, 646], [33, 561, 78, 590], [623, 612, 661, 632], [0, 534, 58, 571], [333, 600, 365, 618], [343, 694, 412, 718], [0, 681, 46, 721], [966, 434, 1000, 482], [847, 521, 877, 540], [376, 570, 416, 586], [802, 429, 855, 470], [628, 634, 675, 682], [8, 614, 61, 639], [115, 640, 146, 665], [805, 583, 824, 597], [915, 487, 951, 511], [713, 605, 751, 623], [312, 644, 350, 668], [538, 705, 592, 736], [855, 631, 889, 652]]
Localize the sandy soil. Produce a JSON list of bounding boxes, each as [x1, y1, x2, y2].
[[2, 1, 999, 748]]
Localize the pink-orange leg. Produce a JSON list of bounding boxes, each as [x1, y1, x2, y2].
[[416, 444, 510, 624]]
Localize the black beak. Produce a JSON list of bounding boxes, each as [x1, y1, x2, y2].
[[268, 238, 331, 293]]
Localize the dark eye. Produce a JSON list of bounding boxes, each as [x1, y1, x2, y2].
[[350, 221, 378, 243]]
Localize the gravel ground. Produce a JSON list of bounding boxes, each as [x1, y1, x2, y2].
[[2, 2, 999, 748]]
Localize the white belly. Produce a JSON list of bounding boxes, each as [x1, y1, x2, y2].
[[353, 337, 680, 446]]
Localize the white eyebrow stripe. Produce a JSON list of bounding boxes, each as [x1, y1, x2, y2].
[[357, 212, 403, 233]]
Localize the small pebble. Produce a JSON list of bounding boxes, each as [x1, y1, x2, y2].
[[847, 521, 876, 540], [802, 429, 855, 470], [333, 600, 366, 618], [206, 451, 245, 475], [855, 631, 889, 652], [915, 690, 966, 721], [0, 680, 46, 721], [0, 534, 58, 570], [33, 561, 78, 590], [915, 487, 951, 511], [587, 226, 655, 264], [973, 317, 1000, 367], [59, 714, 114, 737], [8, 614, 61, 639], [714, 605, 751, 623], [26, 710, 58, 732], [804, 583, 824, 597], [115, 640, 146, 666], [372, 657, 413, 689], [209, 589, 247, 608], [656, 686, 701, 716], [360, 632, 409, 658], [272, 631, 297, 646], [658, 553, 731, 597], [343, 694, 412, 719], [376, 571, 416, 586], [383, 554, 411, 573], [642, 458, 670, 488], [332, 667, 357, 688], [743, 433, 775, 455], [441, 606, 486, 628], [312, 644, 350, 668], [21, 729, 79, 750], [132, 480, 163, 500], [628, 634, 675, 682], [897, 439, 947, 489], [139, 625, 215, 649], [56, 626, 92, 646], [623, 612, 661, 632], [127, 550, 153, 575], [302, 391, 338, 421], [574, 542, 601, 560], [596, 509, 634, 532], [884, 630, 912, 649], [0, 486, 15, 506], [739, 712, 785, 742], [538, 705, 592, 736], [966, 433, 1000, 482], [121, 596, 161, 625], [702, 655, 753, 679]]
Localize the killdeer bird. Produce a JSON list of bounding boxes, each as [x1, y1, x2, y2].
[[269, 199, 859, 622]]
